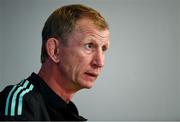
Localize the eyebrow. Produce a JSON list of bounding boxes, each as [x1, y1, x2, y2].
[[81, 36, 110, 48]]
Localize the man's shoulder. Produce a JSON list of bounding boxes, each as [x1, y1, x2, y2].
[[0, 79, 38, 99], [0, 79, 45, 120]]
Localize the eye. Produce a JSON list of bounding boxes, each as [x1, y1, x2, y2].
[[84, 43, 94, 50], [102, 46, 108, 52]]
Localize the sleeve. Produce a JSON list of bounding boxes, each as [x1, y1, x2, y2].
[[0, 86, 48, 121]]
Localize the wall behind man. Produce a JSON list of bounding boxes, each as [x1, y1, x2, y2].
[[0, 0, 179, 120], [0, 0, 2, 83], [178, 0, 180, 118]]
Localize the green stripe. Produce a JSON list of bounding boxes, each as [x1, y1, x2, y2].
[[5, 80, 25, 115], [17, 83, 34, 115], [10, 80, 29, 116], [5, 85, 17, 115]]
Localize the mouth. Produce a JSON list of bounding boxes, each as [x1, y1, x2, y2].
[[84, 72, 98, 80], [85, 72, 98, 77]]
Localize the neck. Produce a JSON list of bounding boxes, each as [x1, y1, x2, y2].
[[38, 60, 78, 103]]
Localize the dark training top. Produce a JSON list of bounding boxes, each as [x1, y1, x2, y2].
[[0, 73, 87, 121]]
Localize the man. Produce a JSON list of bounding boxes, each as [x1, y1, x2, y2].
[[0, 4, 110, 121]]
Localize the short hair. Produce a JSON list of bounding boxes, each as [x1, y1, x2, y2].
[[41, 4, 109, 63]]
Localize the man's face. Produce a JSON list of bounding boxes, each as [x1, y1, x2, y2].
[[58, 18, 110, 90]]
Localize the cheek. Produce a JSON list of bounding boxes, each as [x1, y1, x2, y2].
[[72, 54, 93, 78], [77, 51, 92, 66], [63, 51, 83, 71], [73, 54, 89, 71], [61, 48, 92, 73]]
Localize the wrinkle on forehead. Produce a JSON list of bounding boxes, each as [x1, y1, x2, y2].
[[75, 28, 110, 39], [74, 19, 110, 37], [71, 19, 110, 46]]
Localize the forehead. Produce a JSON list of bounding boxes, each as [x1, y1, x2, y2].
[[73, 18, 110, 43]]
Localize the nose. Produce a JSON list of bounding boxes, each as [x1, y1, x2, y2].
[[92, 49, 104, 68]]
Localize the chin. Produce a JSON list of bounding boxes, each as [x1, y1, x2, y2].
[[83, 82, 94, 89], [84, 85, 93, 89], [77, 78, 95, 89]]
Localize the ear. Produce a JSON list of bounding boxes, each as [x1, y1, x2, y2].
[[46, 38, 60, 63]]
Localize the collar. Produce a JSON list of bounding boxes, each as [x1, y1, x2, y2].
[[27, 72, 79, 114]]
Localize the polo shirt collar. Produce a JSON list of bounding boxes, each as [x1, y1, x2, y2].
[[27, 72, 78, 113]]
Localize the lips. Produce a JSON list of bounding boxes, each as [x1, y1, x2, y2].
[[85, 72, 98, 77], [84, 72, 98, 80]]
